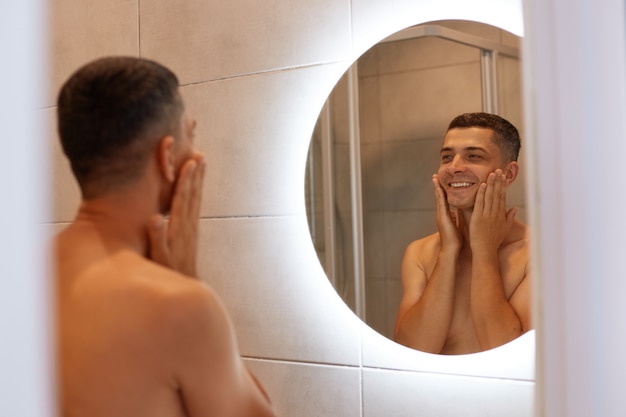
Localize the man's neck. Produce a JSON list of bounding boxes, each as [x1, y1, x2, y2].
[[456, 208, 473, 242], [73, 188, 159, 257]]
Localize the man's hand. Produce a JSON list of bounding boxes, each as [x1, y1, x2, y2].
[[469, 169, 517, 253], [148, 152, 206, 277], [432, 174, 462, 252]]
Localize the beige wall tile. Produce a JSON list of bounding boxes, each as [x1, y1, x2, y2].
[[358, 76, 382, 145], [379, 62, 483, 141], [498, 55, 523, 128], [363, 212, 386, 279], [385, 279, 402, 339], [245, 359, 361, 417], [501, 28, 522, 48], [363, 368, 534, 417], [48, 0, 139, 108], [496, 54, 526, 210], [140, 0, 351, 85], [380, 138, 441, 211], [180, 62, 347, 218], [40, 107, 81, 223], [361, 142, 385, 211], [509, 162, 527, 208], [365, 278, 388, 336], [331, 142, 353, 214], [358, 47, 380, 77], [376, 36, 479, 75], [383, 210, 437, 279], [197, 216, 362, 366]]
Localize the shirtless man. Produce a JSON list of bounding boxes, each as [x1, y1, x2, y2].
[[394, 112, 531, 355], [54, 57, 276, 416]]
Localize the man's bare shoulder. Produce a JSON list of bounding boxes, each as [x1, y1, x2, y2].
[[129, 256, 221, 314], [54, 224, 225, 331], [508, 219, 529, 240], [54, 223, 238, 381], [407, 231, 441, 249], [501, 220, 530, 256], [404, 232, 441, 263], [54, 226, 243, 417]]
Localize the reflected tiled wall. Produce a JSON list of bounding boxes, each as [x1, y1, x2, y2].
[[46, 2, 532, 417]]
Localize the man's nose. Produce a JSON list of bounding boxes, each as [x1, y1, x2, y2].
[[447, 155, 465, 173]]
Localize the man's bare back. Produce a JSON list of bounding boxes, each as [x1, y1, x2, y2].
[[56, 221, 273, 417], [54, 57, 275, 417], [400, 221, 529, 354], [57, 224, 193, 417]]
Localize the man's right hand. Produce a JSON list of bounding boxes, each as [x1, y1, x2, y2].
[[148, 152, 206, 277], [432, 174, 462, 252]]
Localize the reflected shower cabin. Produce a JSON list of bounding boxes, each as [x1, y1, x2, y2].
[[305, 20, 526, 341]]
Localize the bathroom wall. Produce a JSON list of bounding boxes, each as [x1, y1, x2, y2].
[[44, 1, 532, 416], [308, 20, 525, 339]]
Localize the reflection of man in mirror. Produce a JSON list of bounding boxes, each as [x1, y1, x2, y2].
[[54, 57, 276, 416], [394, 112, 531, 355]]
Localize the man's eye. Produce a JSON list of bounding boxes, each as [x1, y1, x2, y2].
[[441, 155, 453, 162], [468, 154, 482, 159]]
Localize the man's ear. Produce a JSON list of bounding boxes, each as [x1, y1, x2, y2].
[[157, 136, 176, 183], [503, 161, 520, 185]]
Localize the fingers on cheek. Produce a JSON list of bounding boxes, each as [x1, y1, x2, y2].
[[478, 182, 487, 197]]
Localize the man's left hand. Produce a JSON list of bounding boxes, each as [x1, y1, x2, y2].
[[469, 169, 517, 253]]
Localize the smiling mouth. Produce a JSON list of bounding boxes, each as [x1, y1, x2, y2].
[[449, 182, 474, 188]]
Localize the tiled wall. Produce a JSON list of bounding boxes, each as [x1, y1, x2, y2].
[[45, 1, 533, 416]]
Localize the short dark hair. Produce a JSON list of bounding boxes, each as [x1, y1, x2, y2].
[[447, 112, 521, 162], [57, 56, 183, 198]]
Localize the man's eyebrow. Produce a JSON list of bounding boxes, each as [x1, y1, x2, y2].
[[465, 146, 488, 152], [440, 146, 488, 153]]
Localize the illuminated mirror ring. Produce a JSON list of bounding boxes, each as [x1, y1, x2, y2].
[[303, 17, 535, 380]]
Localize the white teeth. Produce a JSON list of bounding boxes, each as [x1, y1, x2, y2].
[[450, 182, 472, 188]]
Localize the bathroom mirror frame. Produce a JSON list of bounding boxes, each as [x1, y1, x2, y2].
[[303, 5, 535, 382]]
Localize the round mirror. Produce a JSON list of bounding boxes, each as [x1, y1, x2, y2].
[[305, 19, 528, 352]]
